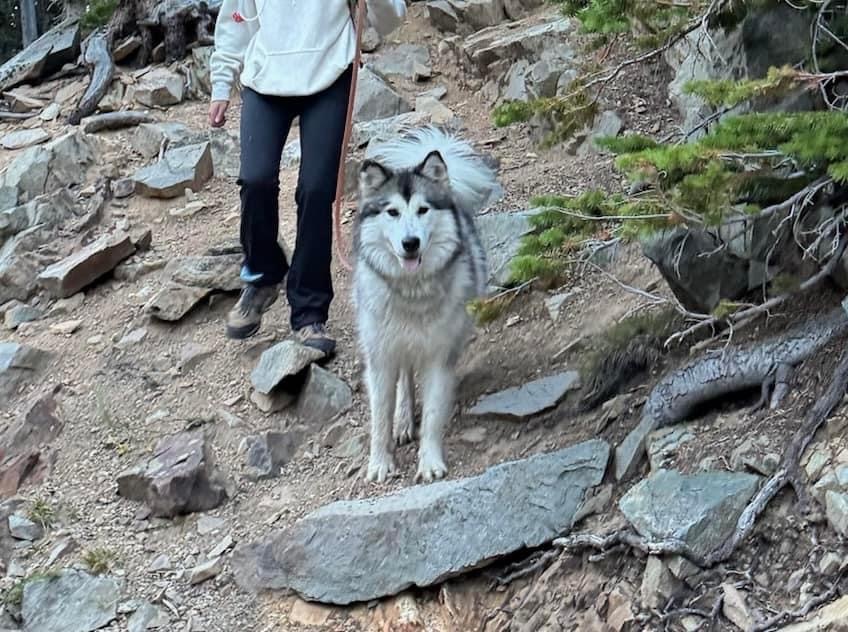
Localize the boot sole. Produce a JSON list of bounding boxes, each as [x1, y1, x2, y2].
[[226, 321, 261, 340], [225, 294, 278, 340]]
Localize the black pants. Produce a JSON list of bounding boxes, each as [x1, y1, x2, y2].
[[238, 65, 352, 331]]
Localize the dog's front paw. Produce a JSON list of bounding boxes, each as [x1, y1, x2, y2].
[[393, 416, 415, 446], [365, 451, 397, 483], [415, 449, 447, 483]]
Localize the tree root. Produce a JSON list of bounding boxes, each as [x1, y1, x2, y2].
[[491, 549, 560, 588], [67, 32, 115, 126], [557, 342, 848, 577], [751, 573, 845, 631], [701, 344, 848, 567], [553, 529, 707, 566], [614, 305, 848, 481]]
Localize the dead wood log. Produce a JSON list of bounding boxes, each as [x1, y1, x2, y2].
[[614, 305, 848, 481], [67, 32, 115, 126], [81, 111, 155, 133]]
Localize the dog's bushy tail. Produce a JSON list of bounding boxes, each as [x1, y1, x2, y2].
[[365, 126, 500, 212]]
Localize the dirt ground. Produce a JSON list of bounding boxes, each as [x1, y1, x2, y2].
[[3, 3, 848, 631]]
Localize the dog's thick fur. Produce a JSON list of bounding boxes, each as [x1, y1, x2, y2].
[[352, 127, 498, 483]]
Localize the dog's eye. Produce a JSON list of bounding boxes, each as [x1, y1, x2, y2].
[[417, 206, 429, 215], [386, 208, 399, 217]]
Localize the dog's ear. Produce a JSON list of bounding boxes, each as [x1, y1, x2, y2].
[[359, 160, 391, 195], [415, 150, 449, 184]]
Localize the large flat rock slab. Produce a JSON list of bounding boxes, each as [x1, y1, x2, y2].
[[22, 569, 118, 632], [232, 439, 609, 605]]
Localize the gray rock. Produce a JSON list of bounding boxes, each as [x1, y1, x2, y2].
[[476, 209, 541, 288], [244, 429, 304, 480], [352, 111, 430, 149], [37, 230, 136, 299], [646, 425, 695, 473], [0, 20, 80, 92], [0, 130, 95, 211], [0, 128, 50, 150], [640, 556, 681, 610], [362, 25, 382, 53], [354, 66, 412, 122], [468, 371, 580, 419], [414, 95, 456, 126], [461, 15, 574, 76], [641, 226, 750, 313], [178, 343, 214, 372], [665, 3, 815, 138], [368, 44, 431, 80], [4, 303, 42, 330], [133, 67, 185, 107], [8, 514, 42, 541], [1, 189, 76, 244], [294, 365, 353, 425], [251, 341, 324, 396], [148, 553, 172, 572], [189, 556, 222, 584], [132, 142, 214, 199], [426, 0, 462, 32], [145, 252, 242, 322], [116, 328, 147, 348], [232, 439, 609, 605], [127, 602, 169, 632], [197, 515, 226, 536], [619, 469, 761, 559], [189, 46, 213, 96], [116, 430, 228, 518], [130, 122, 193, 159], [21, 569, 118, 632], [722, 583, 754, 631], [826, 491, 848, 537], [0, 342, 48, 400]]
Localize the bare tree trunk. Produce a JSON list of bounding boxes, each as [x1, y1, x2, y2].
[[20, 0, 39, 48]]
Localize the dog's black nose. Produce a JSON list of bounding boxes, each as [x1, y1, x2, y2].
[[402, 237, 420, 253]]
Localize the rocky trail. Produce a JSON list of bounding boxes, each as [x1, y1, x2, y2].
[[2, 1, 848, 631]]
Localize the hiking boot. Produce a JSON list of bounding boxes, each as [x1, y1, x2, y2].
[[295, 322, 336, 358], [225, 284, 280, 339]]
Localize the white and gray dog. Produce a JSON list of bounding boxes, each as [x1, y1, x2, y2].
[[352, 126, 499, 483]]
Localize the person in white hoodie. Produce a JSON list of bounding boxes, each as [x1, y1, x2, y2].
[[209, 0, 407, 357]]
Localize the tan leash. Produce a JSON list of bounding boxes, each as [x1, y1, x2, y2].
[[332, 0, 368, 273]]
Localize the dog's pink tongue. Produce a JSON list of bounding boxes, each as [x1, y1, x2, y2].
[[402, 257, 421, 272]]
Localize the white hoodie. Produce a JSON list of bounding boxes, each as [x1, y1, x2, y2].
[[209, 0, 407, 102]]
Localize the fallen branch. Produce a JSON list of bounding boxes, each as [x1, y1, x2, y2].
[[67, 31, 115, 126], [701, 345, 848, 567], [81, 111, 155, 133], [751, 572, 845, 631]]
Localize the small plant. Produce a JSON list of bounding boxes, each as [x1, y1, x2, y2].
[[80, 0, 118, 31], [82, 548, 117, 575], [27, 499, 55, 529], [4, 572, 56, 611]]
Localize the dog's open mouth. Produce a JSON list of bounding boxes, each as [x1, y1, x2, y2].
[[399, 254, 422, 272]]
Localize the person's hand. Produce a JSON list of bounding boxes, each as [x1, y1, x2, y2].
[[209, 100, 229, 128]]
